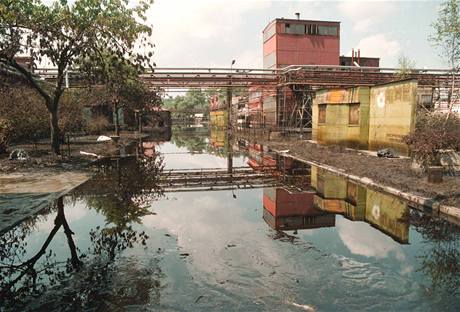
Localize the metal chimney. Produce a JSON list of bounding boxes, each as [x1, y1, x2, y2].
[[295, 13, 300, 20]]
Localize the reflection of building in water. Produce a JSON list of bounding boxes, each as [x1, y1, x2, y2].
[[263, 187, 335, 231], [210, 127, 226, 148], [247, 143, 277, 170], [141, 141, 156, 158], [133, 132, 171, 158], [311, 166, 409, 243]]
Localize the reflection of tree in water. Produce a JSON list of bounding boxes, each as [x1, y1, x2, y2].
[[410, 210, 460, 294], [172, 125, 244, 158], [172, 125, 209, 153], [0, 156, 166, 310], [0, 197, 81, 305], [84, 155, 164, 229]]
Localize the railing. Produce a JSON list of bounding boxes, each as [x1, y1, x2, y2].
[[34, 65, 459, 88]]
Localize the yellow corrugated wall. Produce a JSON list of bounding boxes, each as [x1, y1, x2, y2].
[[312, 87, 370, 149], [368, 80, 417, 155]]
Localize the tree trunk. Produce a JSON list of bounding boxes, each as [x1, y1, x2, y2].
[[50, 106, 61, 155]]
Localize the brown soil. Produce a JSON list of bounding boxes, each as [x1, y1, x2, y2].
[[245, 133, 460, 208]]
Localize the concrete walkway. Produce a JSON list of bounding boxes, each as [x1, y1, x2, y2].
[[0, 171, 90, 233]]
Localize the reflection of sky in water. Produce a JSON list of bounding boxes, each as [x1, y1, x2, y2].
[[157, 142, 247, 169], [2, 132, 459, 311]]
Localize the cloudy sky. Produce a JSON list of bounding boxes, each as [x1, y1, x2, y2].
[[147, 0, 445, 69]]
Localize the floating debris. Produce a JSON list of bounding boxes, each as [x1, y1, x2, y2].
[[9, 149, 28, 161], [96, 135, 112, 142]]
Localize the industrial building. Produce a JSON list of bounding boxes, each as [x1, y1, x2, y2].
[[243, 14, 380, 131], [312, 79, 418, 155], [263, 16, 341, 69]]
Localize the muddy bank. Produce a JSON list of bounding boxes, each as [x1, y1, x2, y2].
[[0, 132, 150, 233], [239, 132, 460, 208], [0, 170, 89, 233], [0, 132, 148, 173]]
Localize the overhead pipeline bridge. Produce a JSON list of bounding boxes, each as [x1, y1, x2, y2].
[[35, 65, 458, 89]]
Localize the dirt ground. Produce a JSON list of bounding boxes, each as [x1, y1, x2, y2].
[[242, 132, 460, 208]]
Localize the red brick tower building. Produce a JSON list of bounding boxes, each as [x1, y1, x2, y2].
[[263, 16, 341, 69]]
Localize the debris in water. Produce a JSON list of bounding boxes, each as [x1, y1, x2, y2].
[[195, 295, 204, 303], [79, 151, 100, 158], [288, 302, 316, 311], [97, 135, 112, 142], [9, 149, 28, 161]]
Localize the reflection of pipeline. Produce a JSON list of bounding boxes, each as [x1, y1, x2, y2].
[[263, 187, 335, 231]]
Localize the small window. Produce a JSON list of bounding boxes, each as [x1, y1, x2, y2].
[[318, 104, 326, 124], [307, 24, 318, 35], [318, 25, 338, 36], [285, 23, 305, 35], [312, 24, 318, 35], [349, 103, 359, 125]]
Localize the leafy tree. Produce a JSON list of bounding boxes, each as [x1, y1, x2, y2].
[[396, 54, 416, 80], [79, 50, 161, 135], [430, 0, 460, 117], [0, 0, 154, 154], [163, 89, 211, 113]]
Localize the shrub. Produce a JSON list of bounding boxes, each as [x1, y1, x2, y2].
[[60, 89, 88, 135], [404, 112, 460, 168], [87, 115, 110, 134], [0, 85, 49, 143], [0, 84, 91, 143], [0, 118, 13, 154]]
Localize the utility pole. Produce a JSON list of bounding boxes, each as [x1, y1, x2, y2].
[[227, 59, 235, 174]]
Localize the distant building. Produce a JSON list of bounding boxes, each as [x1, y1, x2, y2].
[[14, 55, 34, 71], [340, 50, 380, 67]]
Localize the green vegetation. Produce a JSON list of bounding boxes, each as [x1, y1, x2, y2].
[[0, 0, 154, 154], [0, 82, 87, 147], [163, 89, 212, 113], [80, 50, 161, 135], [396, 54, 416, 79]]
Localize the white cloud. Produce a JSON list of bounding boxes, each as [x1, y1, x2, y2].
[[336, 217, 404, 260], [337, 1, 396, 32], [148, 0, 270, 67], [142, 191, 287, 280], [351, 33, 401, 65]]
